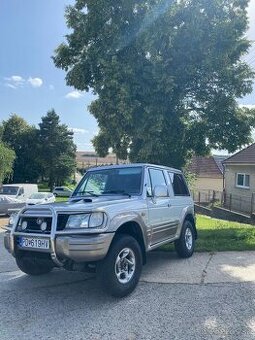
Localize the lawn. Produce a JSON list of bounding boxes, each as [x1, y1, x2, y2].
[[55, 196, 69, 203], [161, 214, 255, 252]]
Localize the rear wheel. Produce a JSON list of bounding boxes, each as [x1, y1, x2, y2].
[[97, 234, 143, 297], [16, 256, 54, 276], [175, 220, 195, 258]]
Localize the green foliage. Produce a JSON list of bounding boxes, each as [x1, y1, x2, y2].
[[54, 0, 255, 168], [0, 142, 15, 184], [38, 110, 76, 190], [1, 114, 41, 183]]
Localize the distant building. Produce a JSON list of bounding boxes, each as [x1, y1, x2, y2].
[[76, 151, 127, 169], [223, 143, 255, 206], [189, 155, 228, 192]]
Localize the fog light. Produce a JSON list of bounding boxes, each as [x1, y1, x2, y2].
[[41, 222, 47, 231], [21, 221, 27, 230]]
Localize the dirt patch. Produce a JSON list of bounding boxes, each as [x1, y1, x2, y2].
[[0, 217, 8, 228]]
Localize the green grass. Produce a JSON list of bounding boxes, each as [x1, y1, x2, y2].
[[161, 214, 255, 252], [55, 196, 69, 203]]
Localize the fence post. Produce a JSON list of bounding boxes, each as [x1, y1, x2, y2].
[[198, 192, 201, 205], [229, 194, 232, 211], [251, 193, 254, 217]]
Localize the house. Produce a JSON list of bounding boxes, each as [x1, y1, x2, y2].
[[223, 143, 255, 214], [188, 155, 227, 192], [76, 151, 126, 169]]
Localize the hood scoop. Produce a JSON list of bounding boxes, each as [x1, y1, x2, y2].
[[70, 198, 93, 203]]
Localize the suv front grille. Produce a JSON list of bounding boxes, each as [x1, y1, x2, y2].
[[17, 216, 52, 234]]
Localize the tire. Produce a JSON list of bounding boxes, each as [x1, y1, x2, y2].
[[97, 234, 143, 297], [16, 256, 54, 276], [175, 220, 195, 258]]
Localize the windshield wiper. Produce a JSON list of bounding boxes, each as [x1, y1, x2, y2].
[[73, 190, 99, 197], [102, 190, 131, 198]]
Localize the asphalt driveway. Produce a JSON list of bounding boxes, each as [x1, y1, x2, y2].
[[0, 219, 255, 340]]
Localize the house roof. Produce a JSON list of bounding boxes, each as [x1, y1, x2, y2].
[[223, 143, 255, 165], [189, 155, 227, 178], [76, 151, 126, 167]]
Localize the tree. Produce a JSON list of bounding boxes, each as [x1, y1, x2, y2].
[[0, 142, 15, 184], [54, 0, 255, 168], [2, 114, 41, 183], [38, 110, 76, 190]]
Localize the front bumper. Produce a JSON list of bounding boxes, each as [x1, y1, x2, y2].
[[4, 231, 114, 263]]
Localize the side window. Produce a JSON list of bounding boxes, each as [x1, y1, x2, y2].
[[169, 172, 190, 196], [149, 169, 167, 193]]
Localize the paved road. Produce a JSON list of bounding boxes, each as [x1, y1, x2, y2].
[[0, 222, 255, 340]]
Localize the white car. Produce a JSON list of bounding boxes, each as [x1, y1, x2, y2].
[[0, 195, 25, 215], [26, 192, 55, 206]]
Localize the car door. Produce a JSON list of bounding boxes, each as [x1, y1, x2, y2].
[[147, 168, 176, 245], [167, 171, 192, 237]]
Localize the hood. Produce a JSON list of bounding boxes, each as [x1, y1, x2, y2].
[[36, 195, 139, 213], [26, 198, 45, 205]]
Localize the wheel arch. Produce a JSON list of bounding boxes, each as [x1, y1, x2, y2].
[[184, 213, 197, 239], [114, 221, 147, 264]]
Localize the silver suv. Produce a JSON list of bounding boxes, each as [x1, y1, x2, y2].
[[4, 164, 196, 297]]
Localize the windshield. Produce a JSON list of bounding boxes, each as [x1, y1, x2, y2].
[[29, 193, 46, 199], [0, 186, 19, 196], [73, 167, 143, 196]]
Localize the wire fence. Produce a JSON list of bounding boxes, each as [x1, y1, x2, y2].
[[192, 190, 255, 216]]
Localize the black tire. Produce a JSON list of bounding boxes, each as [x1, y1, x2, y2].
[[97, 234, 143, 297], [16, 256, 54, 276], [175, 220, 195, 258]]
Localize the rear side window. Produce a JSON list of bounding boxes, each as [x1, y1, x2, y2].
[[168, 172, 190, 196], [148, 169, 167, 196]]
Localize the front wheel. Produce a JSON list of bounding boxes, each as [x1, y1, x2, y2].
[[16, 256, 54, 276], [175, 220, 195, 258], [97, 234, 143, 297]]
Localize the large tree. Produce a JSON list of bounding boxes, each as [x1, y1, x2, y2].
[[38, 110, 76, 190], [54, 0, 255, 168], [2, 114, 40, 183], [0, 142, 15, 184]]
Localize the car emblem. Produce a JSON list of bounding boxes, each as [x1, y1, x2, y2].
[[36, 218, 43, 225]]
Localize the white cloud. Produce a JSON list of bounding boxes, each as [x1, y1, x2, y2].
[[5, 83, 17, 89], [11, 75, 24, 82], [28, 77, 43, 88], [69, 127, 89, 134], [65, 90, 84, 99], [4, 75, 44, 89], [239, 104, 255, 109], [5, 75, 25, 89]]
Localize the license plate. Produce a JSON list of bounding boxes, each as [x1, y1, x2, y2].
[[19, 237, 50, 250]]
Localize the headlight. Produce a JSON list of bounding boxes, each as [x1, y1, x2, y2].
[[66, 214, 89, 229], [65, 212, 106, 229], [89, 212, 105, 228], [9, 213, 18, 227]]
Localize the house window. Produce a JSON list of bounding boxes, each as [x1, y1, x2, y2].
[[236, 173, 250, 189]]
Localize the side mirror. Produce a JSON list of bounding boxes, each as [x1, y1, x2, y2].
[[153, 185, 168, 198]]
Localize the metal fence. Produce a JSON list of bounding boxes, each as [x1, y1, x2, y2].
[[193, 190, 255, 216]]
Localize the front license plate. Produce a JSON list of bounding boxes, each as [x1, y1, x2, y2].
[[19, 237, 50, 250]]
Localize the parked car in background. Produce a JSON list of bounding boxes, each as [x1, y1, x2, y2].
[[0, 196, 25, 216], [53, 186, 72, 197], [26, 192, 55, 206], [0, 184, 38, 201]]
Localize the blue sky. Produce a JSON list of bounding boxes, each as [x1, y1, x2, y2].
[[0, 0, 255, 152]]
